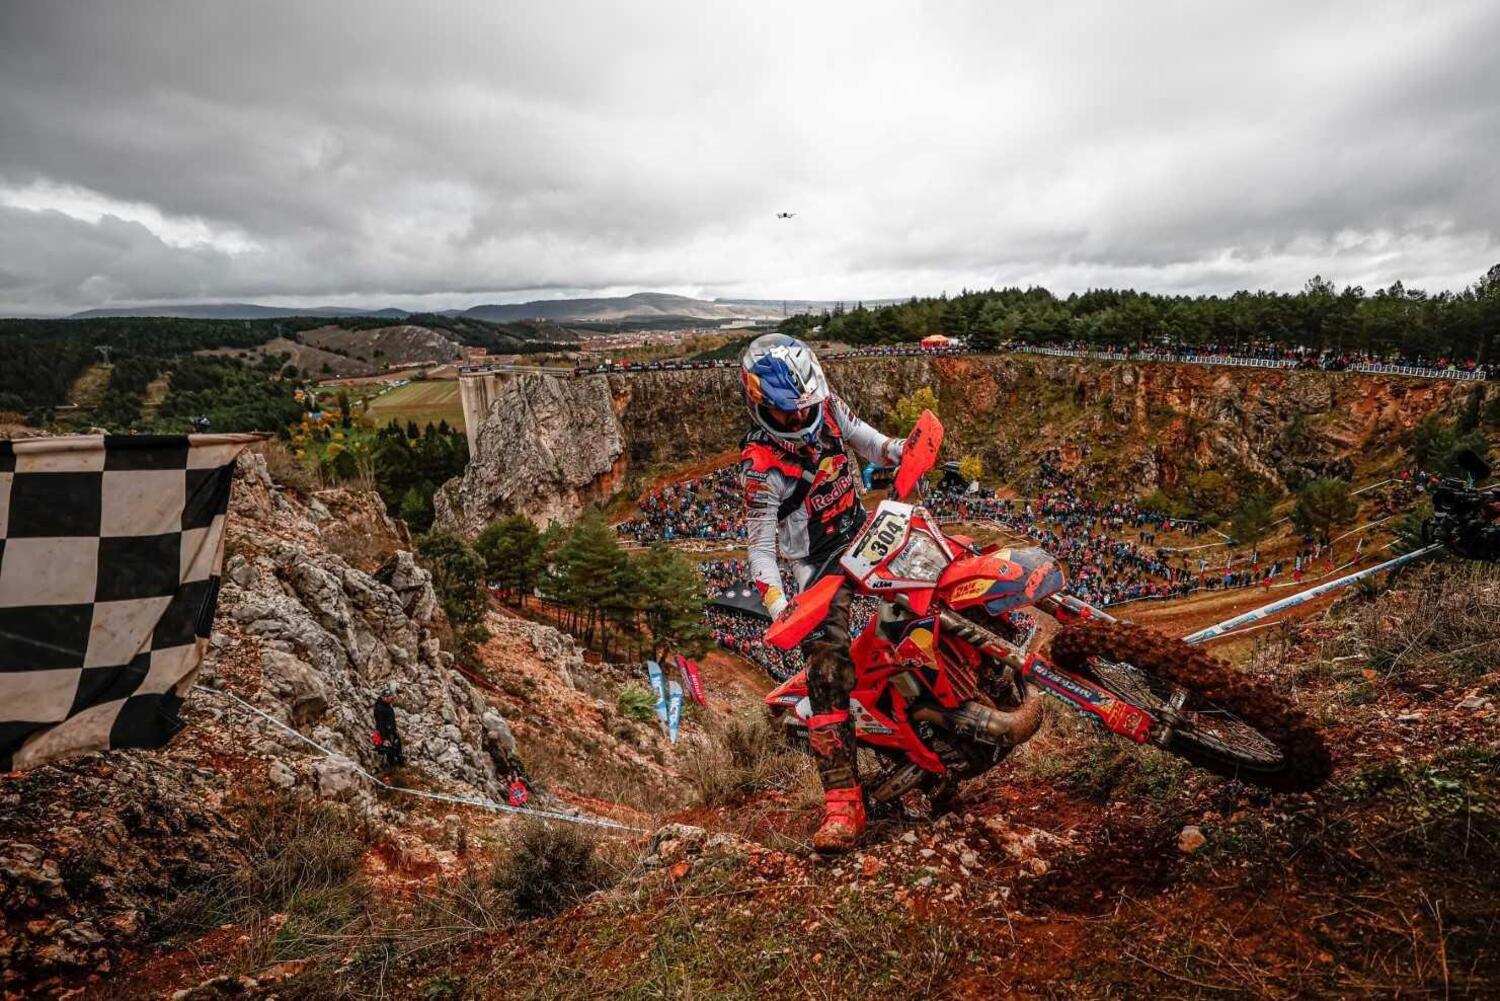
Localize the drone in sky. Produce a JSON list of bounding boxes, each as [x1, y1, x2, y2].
[[776, 211, 797, 219]]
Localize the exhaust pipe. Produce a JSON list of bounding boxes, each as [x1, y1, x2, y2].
[[869, 762, 928, 803], [947, 696, 1044, 747], [914, 691, 1044, 749]]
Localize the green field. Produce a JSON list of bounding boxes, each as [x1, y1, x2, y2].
[[361, 379, 466, 430]]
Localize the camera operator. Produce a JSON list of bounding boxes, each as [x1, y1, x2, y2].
[[1428, 450, 1500, 561]]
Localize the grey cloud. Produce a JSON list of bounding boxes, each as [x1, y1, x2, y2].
[[0, 0, 1496, 315]]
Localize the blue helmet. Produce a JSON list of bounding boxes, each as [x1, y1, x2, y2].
[[740, 333, 830, 447]]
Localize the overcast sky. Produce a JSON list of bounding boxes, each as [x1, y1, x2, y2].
[[1, 0, 1497, 315]]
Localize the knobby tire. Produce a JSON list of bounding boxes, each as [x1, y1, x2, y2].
[[1050, 619, 1333, 792]]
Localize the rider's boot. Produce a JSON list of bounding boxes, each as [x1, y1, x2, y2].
[[807, 711, 865, 854]]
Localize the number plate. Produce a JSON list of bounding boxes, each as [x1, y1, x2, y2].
[[843, 501, 913, 582]]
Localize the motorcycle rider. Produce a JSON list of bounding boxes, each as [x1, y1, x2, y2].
[[738, 333, 905, 853]]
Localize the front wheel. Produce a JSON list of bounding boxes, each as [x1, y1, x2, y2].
[[1049, 619, 1332, 792]]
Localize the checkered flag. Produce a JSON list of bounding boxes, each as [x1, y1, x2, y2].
[[0, 433, 265, 770]]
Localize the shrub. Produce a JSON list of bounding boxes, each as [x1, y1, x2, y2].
[[1230, 491, 1276, 543], [1413, 414, 1490, 477], [259, 439, 317, 495], [682, 711, 811, 808], [491, 821, 610, 919], [1293, 477, 1358, 535], [617, 683, 658, 723]]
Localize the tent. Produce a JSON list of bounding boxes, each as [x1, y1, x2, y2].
[[920, 334, 951, 349], [709, 584, 771, 620], [939, 460, 968, 493]]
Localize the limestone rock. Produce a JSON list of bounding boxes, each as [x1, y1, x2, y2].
[[313, 757, 363, 800], [267, 760, 297, 789], [260, 649, 328, 725], [437, 374, 631, 532], [437, 357, 1468, 535], [214, 452, 512, 801]]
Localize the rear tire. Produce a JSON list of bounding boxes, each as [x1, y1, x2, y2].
[[1050, 619, 1332, 792]]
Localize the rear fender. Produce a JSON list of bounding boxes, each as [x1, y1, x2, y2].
[[764, 574, 847, 651]]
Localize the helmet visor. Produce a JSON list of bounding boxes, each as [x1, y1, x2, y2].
[[758, 403, 819, 435]]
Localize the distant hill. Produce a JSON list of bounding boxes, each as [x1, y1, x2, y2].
[[456, 292, 780, 324], [0, 313, 576, 431], [64, 293, 785, 325], [69, 304, 410, 320]]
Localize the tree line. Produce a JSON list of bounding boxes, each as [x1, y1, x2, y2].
[[0, 313, 571, 423], [417, 510, 710, 663], [780, 267, 1500, 363]]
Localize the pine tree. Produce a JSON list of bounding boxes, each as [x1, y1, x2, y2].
[[1230, 492, 1276, 544], [1293, 478, 1358, 538], [399, 485, 431, 531], [635, 543, 711, 660], [553, 510, 630, 647], [475, 515, 544, 605], [415, 531, 490, 653]]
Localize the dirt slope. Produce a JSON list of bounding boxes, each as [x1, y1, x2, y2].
[[411, 562, 1500, 1000]]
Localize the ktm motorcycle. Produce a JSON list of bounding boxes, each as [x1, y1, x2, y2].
[[764, 411, 1332, 810]]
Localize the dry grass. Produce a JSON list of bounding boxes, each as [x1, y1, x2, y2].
[[259, 438, 319, 495], [681, 710, 816, 809], [1324, 562, 1500, 683], [157, 799, 368, 941]]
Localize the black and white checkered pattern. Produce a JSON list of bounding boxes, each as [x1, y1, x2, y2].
[[0, 433, 264, 770]]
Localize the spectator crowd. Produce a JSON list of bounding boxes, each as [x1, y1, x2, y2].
[[617, 467, 746, 543], [634, 443, 1404, 678]]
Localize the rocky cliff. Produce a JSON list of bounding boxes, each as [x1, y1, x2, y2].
[[0, 452, 519, 994], [214, 451, 517, 800], [438, 356, 1482, 531]]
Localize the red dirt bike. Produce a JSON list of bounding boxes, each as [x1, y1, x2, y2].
[[764, 410, 1331, 809]]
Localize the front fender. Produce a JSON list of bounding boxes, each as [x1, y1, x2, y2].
[[764, 574, 847, 651]]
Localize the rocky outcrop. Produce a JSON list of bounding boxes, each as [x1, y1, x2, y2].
[[439, 356, 1479, 530], [212, 451, 508, 800], [0, 753, 244, 993], [0, 451, 524, 996], [437, 374, 633, 534]]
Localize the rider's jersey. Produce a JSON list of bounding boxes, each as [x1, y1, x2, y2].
[[740, 395, 903, 617]]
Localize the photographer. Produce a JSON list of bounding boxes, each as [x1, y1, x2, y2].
[[1428, 450, 1500, 561]]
